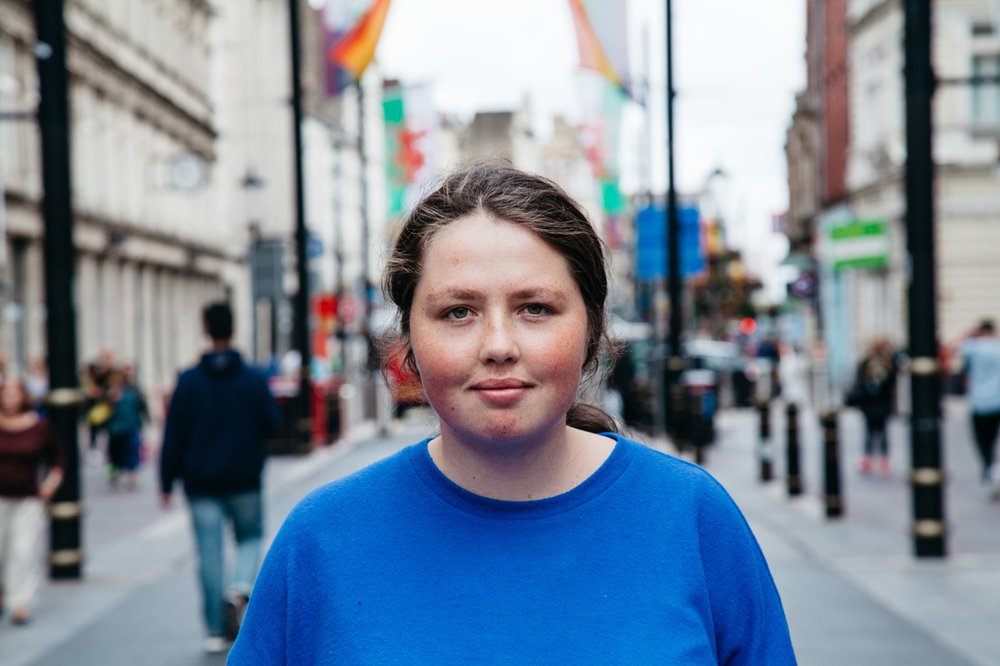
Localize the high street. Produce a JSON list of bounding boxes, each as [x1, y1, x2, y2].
[[3, 402, 999, 665]]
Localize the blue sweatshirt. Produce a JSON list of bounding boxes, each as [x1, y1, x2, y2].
[[160, 349, 279, 496], [229, 435, 796, 664]]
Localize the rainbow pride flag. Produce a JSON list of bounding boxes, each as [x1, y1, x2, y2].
[[568, 0, 628, 95], [329, 0, 392, 80]]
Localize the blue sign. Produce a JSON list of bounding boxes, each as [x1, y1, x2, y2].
[[635, 205, 705, 280]]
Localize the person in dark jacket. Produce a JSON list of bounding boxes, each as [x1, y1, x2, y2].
[[159, 302, 279, 653], [851, 337, 899, 476]]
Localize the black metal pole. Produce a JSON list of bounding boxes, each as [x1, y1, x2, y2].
[[785, 403, 803, 497], [757, 398, 773, 482], [34, 0, 83, 580], [821, 410, 844, 518], [903, 0, 946, 558], [665, 0, 686, 440], [288, 0, 313, 445], [355, 80, 371, 327]]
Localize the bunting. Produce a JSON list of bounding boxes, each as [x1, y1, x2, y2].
[[329, 0, 392, 81]]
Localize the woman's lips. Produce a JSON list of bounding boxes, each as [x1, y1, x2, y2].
[[471, 379, 532, 405]]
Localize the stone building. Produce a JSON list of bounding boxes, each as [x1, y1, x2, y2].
[[843, 0, 1000, 346], [1, 0, 230, 410], [787, 0, 1000, 386]]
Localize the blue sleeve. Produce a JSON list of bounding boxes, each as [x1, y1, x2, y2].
[[228, 518, 291, 665], [159, 374, 190, 494], [258, 372, 280, 435], [697, 480, 797, 665]]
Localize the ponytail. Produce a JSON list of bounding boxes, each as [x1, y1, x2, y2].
[[566, 402, 619, 434]]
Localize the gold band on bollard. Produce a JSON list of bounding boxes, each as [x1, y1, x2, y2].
[[909, 356, 938, 376], [912, 519, 947, 538], [667, 357, 686, 371], [49, 549, 84, 567], [910, 468, 946, 486], [45, 388, 87, 407], [49, 501, 83, 519]]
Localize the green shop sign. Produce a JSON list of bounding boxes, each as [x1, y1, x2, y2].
[[828, 219, 889, 270]]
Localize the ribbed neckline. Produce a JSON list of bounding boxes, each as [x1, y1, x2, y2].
[[408, 433, 634, 520]]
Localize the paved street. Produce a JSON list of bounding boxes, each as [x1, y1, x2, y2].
[[2, 401, 998, 665]]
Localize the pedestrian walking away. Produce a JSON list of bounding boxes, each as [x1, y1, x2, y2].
[[159, 302, 279, 654], [105, 367, 148, 490], [958, 318, 1000, 500], [848, 337, 899, 476], [230, 163, 797, 664], [0, 376, 65, 626]]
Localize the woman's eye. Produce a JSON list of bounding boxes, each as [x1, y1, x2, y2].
[[523, 304, 550, 316], [445, 306, 470, 320]]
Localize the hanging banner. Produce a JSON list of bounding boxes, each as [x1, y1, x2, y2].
[[383, 83, 437, 219], [636, 205, 705, 280]]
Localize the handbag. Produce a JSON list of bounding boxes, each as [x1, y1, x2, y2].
[[87, 401, 112, 426]]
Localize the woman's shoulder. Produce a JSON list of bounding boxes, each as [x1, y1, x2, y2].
[[611, 434, 732, 496], [282, 440, 428, 527]]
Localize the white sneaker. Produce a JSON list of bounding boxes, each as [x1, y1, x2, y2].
[[990, 466, 1000, 502], [203, 636, 229, 654]]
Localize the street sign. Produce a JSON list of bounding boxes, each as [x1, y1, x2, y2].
[[827, 219, 889, 270], [635, 204, 705, 280]]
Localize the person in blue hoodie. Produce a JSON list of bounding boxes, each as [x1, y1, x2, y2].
[[159, 302, 279, 654]]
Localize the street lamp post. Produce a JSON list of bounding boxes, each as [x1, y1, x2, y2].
[[287, 0, 313, 445], [665, 0, 686, 441], [903, 0, 946, 558], [34, 0, 83, 579]]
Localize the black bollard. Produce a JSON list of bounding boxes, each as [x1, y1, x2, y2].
[[786, 403, 804, 496], [757, 399, 773, 482], [821, 410, 844, 518], [691, 389, 707, 466], [670, 382, 690, 453]]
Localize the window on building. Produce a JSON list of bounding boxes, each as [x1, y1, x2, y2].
[[971, 54, 1000, 129]]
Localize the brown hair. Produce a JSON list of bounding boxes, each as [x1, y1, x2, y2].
[[382, 161, 618, 434]]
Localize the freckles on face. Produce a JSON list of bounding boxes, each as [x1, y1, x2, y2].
[[407, 214, 591, 445]]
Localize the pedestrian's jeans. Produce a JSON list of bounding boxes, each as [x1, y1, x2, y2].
[[187, 490, 263, 637], [0, 497, 45, 611]]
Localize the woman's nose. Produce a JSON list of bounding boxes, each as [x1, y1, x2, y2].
[[479, 316, 519, 365]]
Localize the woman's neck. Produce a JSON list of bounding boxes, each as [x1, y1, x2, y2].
[[427, 425, 615, 501], [0, 410, 39, 431]]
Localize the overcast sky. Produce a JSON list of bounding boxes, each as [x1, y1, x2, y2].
[[374, 0, 806, 295]]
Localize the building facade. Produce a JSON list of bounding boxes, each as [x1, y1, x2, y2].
[[1, 0, 232, 412], [787, 0, 1000, 387], [843, 0, 1000, 348]]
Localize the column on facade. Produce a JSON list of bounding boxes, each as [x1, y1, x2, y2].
[[76, 253, 100, 368], [22, 240, 45, 369]]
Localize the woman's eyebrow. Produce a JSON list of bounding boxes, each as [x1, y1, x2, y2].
[[423, 288, 484, 306]]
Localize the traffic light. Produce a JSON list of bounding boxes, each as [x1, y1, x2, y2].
[[739, 317, 757, 336]]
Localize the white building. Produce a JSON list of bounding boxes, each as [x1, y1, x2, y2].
[[838, 0, 1000, 357], [0, 0, 389, 426], [1, 0, 230, 412]]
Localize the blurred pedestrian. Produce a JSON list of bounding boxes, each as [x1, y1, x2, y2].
[[849, 337, 899, 476], [159, 302, 279, 654], [958, 318, 1000, 500], [83, 358, 112, 455], [0, 376, 64, 625], [105, 367, 147, 490], [24, 357, 49, 409], [230, 164, 795, 664]]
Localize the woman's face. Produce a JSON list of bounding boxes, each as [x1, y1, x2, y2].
[[408, 214, 590, 451], [0, 379, 26, 415]]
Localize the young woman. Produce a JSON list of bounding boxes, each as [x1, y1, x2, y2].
[[0, 376, 64, 625], [230, 164, 796, 663]]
